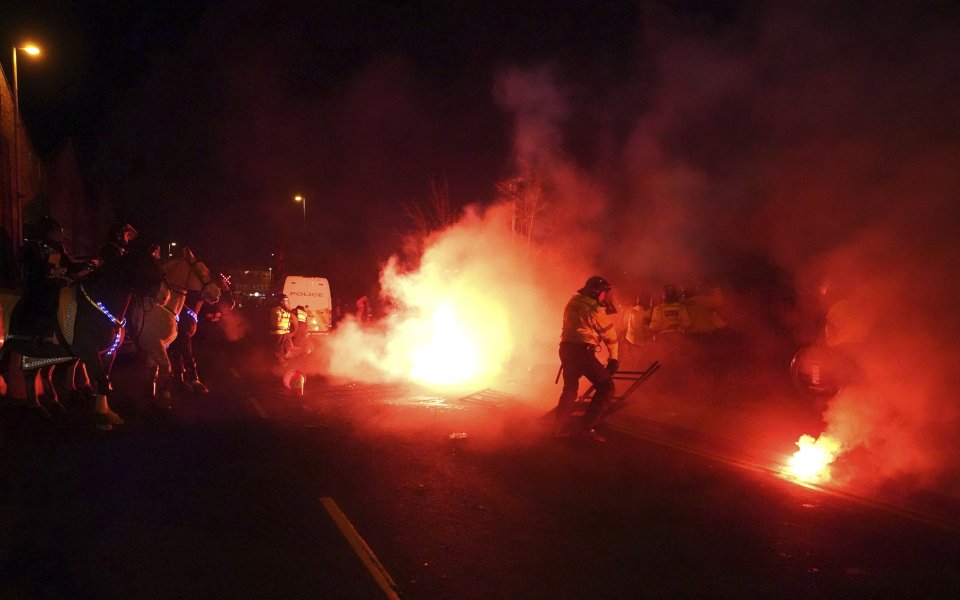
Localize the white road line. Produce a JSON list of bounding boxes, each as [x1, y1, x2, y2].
[[320, 496, 402, 600]]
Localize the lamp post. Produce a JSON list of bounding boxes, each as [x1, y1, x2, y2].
[[12, 43, 40, 246], [168, 241, 177, 257], [294, 195, 305, 232]]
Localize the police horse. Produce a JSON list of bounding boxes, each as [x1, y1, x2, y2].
[[168, 271, 237, 393], [126, 247, 221, 407], [1, 249, 166, 428]]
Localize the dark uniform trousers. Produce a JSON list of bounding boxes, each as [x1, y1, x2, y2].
[[557, 341, 615, 430]]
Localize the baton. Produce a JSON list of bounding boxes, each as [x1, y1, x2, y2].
[[554, 365, 562, 384]]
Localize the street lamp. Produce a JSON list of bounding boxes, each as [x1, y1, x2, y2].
[[12, 43, 41, 245], [293, 195, 305, 232]]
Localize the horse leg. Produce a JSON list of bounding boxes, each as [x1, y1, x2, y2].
[[70, 359, 96, 400], [23, 367, 50, 419], [66, 359, 83, 392], [185, 357, 208, 394], [147, 362, 159, 401], [74, 346, 123, 430], [182, 332, 208, 394], [142, 338, 174, 410], [168, 341, 186, 392], [40, 365, 67, 415]]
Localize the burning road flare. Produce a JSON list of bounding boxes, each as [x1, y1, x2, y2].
[[785, 434, 841, 483]]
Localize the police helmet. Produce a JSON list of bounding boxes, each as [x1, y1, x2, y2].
[[110, 222, 138, 240], [578, 276, 613, 298]]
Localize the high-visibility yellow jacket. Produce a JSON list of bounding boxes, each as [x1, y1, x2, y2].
[[625, 305, 653, 345], [683, 295, 726, 334], [650, 301, 691, 333], [560, 294, 619, 360], [271, 306, 291, 335]]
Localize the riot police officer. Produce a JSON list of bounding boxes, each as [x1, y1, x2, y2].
[[271, 293, 294, 362], [14, 216, 89, 339], [99, 222, 138, 263], [650, 284, 691, 335], [555, 275, 620, 442]]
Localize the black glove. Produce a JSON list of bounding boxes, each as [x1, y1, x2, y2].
[[606, 359, 620, 375]]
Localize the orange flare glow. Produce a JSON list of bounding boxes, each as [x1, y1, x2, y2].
[[382, 265, 513, 388], [786, 434, 841, 483], [324, 206, 549, 391]]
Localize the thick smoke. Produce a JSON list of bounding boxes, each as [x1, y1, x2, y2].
[[318, 204, 564, 387], [96, 1, 960, 489], [308, 0, 960, 492], [306, 66, 599, 394], [607, 3, 960, 491]]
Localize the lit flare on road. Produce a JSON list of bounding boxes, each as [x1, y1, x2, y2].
[[786, 434, 841, 483]]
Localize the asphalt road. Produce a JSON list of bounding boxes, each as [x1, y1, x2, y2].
[[2, 339, 959, 599]]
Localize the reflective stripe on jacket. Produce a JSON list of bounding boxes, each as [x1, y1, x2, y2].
[[271, 306, 291, 335], [560, 293, 619, 360], [649, 302, 691, 333]]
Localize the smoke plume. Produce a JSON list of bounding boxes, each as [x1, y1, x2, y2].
[[609, 3, 960, 491], [99, 1, 959, 491]]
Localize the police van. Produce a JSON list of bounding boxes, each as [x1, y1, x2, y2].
[[282, 276, 333, 334]]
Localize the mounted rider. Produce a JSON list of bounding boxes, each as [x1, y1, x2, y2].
[[13, 216, 91, 340], [99, 222, 139, 263]]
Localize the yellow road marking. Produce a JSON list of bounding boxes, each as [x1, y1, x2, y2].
[[320, 496, 402, 600]]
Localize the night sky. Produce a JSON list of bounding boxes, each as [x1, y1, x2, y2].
[[2, 1, 959, 300], [1, 1, 641, 280]]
